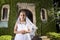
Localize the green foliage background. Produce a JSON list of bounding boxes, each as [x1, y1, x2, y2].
[[0, 0, 56, 36]]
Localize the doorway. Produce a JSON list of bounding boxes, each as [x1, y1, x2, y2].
[[17, 3, 36, 24]]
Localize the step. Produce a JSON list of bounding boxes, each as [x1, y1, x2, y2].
[[41, 38, 50, 40], [40, 36, 50, 40], [40, 36, 48, 38]]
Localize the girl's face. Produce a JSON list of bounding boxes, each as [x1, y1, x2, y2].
[[19, 11, 26, 21]]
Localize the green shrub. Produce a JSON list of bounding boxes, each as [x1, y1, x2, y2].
[[0, 35, 12, 40], [46, 32, 60, 40]]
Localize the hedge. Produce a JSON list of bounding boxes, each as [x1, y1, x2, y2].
[[0, 0, 56, 36]]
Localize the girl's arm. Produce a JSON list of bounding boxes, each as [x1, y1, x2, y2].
[[14, 24, 22, 34], [14, 24, 19, 34]]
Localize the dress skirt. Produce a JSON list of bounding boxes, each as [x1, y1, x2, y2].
[[14, 33, 31, 40]]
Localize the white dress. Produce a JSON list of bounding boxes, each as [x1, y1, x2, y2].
[[14, 23, 31, 40]]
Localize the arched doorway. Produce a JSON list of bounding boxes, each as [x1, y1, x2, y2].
[[17, 3, 36, 24]]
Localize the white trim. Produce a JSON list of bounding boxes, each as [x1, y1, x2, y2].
[[40, 8, 47, 22], [1, 4, 10, 21]]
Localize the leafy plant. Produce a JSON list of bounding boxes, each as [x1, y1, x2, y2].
[[0, 35, 12, 40], [46, 32, 60, 40]]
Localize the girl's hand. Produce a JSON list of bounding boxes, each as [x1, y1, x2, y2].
[[19, 29, 30, 34], [20, 30, 26, 34], [23, 29, 30, 33]]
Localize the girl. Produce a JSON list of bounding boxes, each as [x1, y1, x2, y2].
[[14, 10, 37, 40]]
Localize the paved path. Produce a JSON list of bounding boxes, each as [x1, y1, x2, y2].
[[40, 36, 50, 40]]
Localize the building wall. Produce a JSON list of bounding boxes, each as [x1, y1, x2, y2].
[[0, 0, 56, 36]]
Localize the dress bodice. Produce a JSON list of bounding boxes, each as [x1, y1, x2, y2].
[[17, 23, 28, 31]]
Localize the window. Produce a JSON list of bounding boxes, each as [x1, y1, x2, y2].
[[2, 8, 8, 20], [1, 4, 10, 21], [41, 9, 45, 19], [0, 4, 10, 27], [40, 8, 47, 22]]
